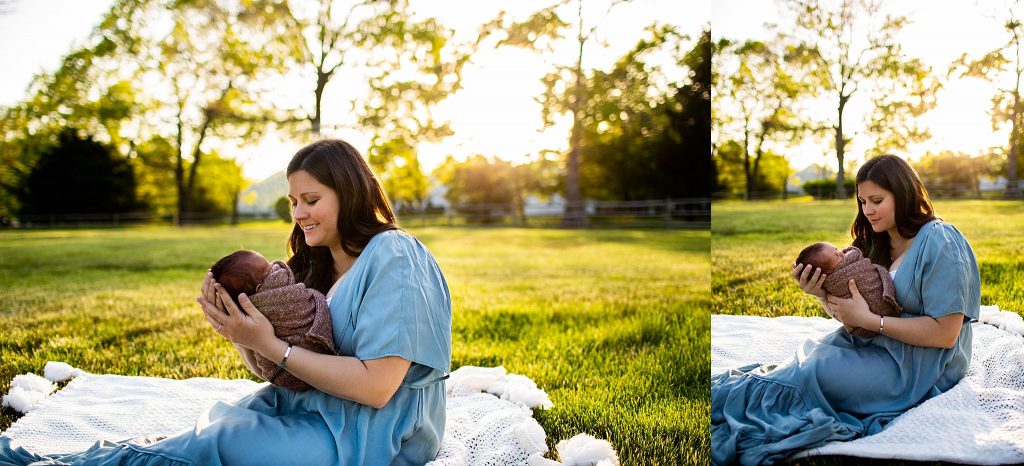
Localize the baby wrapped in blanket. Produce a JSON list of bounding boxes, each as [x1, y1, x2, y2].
[[210, 250, 336, 391], [796, 242, 903, 338]]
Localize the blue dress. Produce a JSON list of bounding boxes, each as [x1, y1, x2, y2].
[[0, 230, 452, 466], [711, 220, 981, 466]]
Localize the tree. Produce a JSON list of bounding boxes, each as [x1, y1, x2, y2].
[[275, 196, 292, 223], [670, 27, 714, 200], [576, 25, 710, 200], [270, 1, 489, 210], [715, 35, 816, 200], [0, 0, 291, 224], [356, 10, 490, 209], [436, 155, 517, 223], [952, 4, 1024, 199], [780, 0, 940, 198], [493, 0, 632, 226], [19, 129, 137, 216], [434, 154, 559, 223], [280, 0, 475, 139], [0, 0, 149, 220], [370, 138, 430, 212], [145, 1, 294, 223], [714, 140, 792, 198], [190, 152, 249, 223], [912, 151, 998, 198], [130, 136, 179, 215]]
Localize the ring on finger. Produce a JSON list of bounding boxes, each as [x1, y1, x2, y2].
[[216, 324, 224, 333]]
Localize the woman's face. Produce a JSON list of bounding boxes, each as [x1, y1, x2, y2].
[[287, 169, 341, 249], [857, 180, 897, 234]]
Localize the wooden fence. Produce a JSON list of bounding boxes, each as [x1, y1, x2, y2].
[[9, 198, 709, 229]]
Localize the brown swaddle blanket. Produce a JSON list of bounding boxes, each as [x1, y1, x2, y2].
[[822, 246, 903, 338], [247, 261, 336, 391]]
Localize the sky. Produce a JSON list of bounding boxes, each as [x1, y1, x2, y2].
[[714, 0, 1013, 172], [0, 0, 707, 181]]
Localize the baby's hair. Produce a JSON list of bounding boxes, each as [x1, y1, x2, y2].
[[795, 242, 833, 270], [210, 250, 266, 301]]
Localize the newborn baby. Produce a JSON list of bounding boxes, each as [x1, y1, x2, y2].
[[210, 250, 336, 391], [795, 242, 903, 338]]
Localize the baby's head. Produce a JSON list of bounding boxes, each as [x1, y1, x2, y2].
[[210, 250, 272, 301], [795, 242, 844, 274]]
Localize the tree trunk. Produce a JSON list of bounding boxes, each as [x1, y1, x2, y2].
[[835, 95, 848, 199], [230, 190, 240, 226], [782, 170, 789, 200], [182, 110, 214, 224], [174, 104, 186, 226], [312, 70, 329, 137], [742, 124, 751, 201], [752, 122, 770, 200], [562, 22, 586, 228], [1007, 90, 1022, 199]]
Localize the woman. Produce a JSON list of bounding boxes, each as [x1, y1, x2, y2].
[[711, 155, 980, 466], [0, 139, 452, 465]]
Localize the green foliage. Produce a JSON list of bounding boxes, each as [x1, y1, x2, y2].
[[436, 155, 519, 222], [367, 138, 430, 209], [571, 26, 710, 200], [493, 6, 568, 51], [714, 140, 793, 198], [950, 9, 1024, 197], [0, 225, 709, 465], [778, 0, 941, 197], [130, 136, 178, 215], [801, 178, 856, 199], [274, 196, 291, 223], [714, 34, 819, 199], [20, 129, 137, 216], [190, 152, 248, 214], [1, 0, 292, 221], [0, 0, 150, 219], [434, 154, 561, 222], [912, 152, 1000, 198], [342, 2, 480, 202]]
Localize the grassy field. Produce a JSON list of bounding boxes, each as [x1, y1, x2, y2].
[[712, 199, 1024, 466], [0, 224, 710, 465], [712, 199, 1024, 318]]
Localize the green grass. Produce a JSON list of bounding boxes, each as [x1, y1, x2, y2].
[[0, 223, 710, 466], [712, 199, 1024, 466]]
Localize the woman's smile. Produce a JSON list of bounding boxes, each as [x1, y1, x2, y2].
[[288, 169, 341, 248]]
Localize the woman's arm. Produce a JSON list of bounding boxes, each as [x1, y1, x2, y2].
[[199, 279, 411, 408], [868, 314, 963, 349], [827, 279, 963, 348], [260, 339, 410, 409]]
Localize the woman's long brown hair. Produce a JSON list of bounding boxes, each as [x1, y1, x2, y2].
[[850, 154, 937, 268], [285, 139, 399, 293]]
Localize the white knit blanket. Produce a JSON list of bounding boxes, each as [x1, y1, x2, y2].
[[0, 366, 613, 466], [711, 308, 1024, 464]]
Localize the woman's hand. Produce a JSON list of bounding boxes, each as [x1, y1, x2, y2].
[[791, 262, 828, 300], [197, 274, 279, 355], [826, 279, 877, 330]]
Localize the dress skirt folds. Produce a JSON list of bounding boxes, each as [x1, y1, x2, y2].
[[0, 230, 453, 466], [711, 221, 981, 465]]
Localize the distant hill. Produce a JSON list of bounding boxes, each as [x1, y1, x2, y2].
[[791, 163, 836, 188], [238, 170, 288, 215]]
